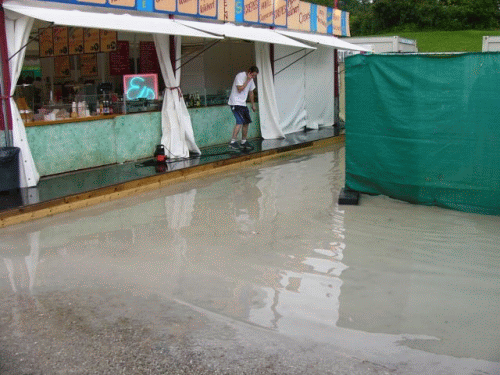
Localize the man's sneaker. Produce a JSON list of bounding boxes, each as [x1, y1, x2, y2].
[[229, 141, 241, 150], [241, 141, 254, 151]]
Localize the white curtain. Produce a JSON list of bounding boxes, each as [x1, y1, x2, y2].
[[153, 34, 200, 158], [305, 46, 334, 129], [255, 42, 283, 139], [274, 45, 336, 134], [274, 45, 307, 134], [5, 10, 39, 187]]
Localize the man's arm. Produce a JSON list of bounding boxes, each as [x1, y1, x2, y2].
[[236, 78, 252, 93], [249, 90, 256, 112], [236, 72, 254, 93]]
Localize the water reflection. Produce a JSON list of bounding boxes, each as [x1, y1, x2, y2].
[[1, 144, 499, 373]]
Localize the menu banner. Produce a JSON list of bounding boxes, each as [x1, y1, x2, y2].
[[139, 41, 161, 75], [69, 27, 84, 54], [81, 53, 98, 76], [100, 30, 117, 52], [39, 27, 54, 58], [53, 26, 68, 55], [54, 55, 70, 77], [109, 40, 131, 75], [84, 28, 100, 53]]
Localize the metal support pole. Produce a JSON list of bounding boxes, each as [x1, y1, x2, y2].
[[333, 0, 340, 132], [270, 43, 274, 77], [334, 48, 340, 128], [0, 1, 13, 146], [169, 15, 176, 74]]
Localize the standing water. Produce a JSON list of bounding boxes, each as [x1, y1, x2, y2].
[[0, 142, 499, 374]]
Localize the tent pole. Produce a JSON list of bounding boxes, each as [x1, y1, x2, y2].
[[0, 0, 13, 146], [169, 15, 176, 74], [333, 0, 340, 128], [334, 48, 339, 127], [270, 44, 274, 77], [269, 27, 275, 78]]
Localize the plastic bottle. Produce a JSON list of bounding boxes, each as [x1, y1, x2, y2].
[[71, 101, 78, 118]]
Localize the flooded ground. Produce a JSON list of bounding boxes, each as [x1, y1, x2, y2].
[[0, 142, 499, 374]]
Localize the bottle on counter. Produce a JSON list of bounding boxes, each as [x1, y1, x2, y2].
[[71, 101, 78, 118]]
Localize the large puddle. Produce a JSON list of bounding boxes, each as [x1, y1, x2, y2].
[[1, 142, 499, 373]]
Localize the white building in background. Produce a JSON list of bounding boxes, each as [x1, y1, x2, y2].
[[338, 35, 418, 61], [482, 36, 500, 51]]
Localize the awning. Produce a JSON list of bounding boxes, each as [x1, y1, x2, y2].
[[3, 0, 222, 39], [275, 29, 370, 52], [176, 20, 316, 50]]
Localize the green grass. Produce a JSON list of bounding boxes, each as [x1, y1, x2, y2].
[[376, 30, 500, 52]]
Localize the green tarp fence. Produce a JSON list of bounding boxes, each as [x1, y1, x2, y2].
[[344, 53, 500, 215]]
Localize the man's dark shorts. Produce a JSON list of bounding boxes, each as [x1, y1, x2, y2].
[[230, 105, 252, 125]]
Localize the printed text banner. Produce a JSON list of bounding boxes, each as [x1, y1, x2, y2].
[[218, 0, 235, 21], [41, 0, 351, 36], [259, 0, 274, 25], [200, 0, 217, 18], [274, 0, 287, 27], [316, 5, 327, 34], [108, 0, 135, 6]]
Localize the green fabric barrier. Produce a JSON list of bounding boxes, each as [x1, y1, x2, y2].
[[344, 53, 500, 215]]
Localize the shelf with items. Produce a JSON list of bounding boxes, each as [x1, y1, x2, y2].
[[183, 89, 231, 108]]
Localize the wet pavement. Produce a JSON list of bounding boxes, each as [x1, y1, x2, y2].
[[1, 142, 499, 374]]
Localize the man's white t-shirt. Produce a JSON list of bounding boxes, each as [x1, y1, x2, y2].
[[228, 72, 256, 106]]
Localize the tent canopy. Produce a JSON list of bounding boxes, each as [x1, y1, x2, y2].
[[276, 29, 370, 52], [176, 20, 316, 50], [3, 0, 222, 39]]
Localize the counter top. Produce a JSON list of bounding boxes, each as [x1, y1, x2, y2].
[[25, 114, 122, 127]]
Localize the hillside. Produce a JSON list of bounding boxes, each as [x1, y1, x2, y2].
[[376, 30, 500, 52]]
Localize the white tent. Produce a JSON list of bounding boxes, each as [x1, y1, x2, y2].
[[2, 0, 222, 184], [176, 20, 316, 50], [275, 29, 371, 52], [176, 20, 318, 139], [273, 29, 369, 134], [2, 0, 369, 184]]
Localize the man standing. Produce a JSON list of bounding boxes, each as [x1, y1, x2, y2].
[[228, 66, 259, 151]]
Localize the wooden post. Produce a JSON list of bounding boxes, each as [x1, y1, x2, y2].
[[0, 0, 14, 145], [333, 0, 340, 128]]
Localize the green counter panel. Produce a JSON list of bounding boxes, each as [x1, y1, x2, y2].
[[26, 105, 261, 177]]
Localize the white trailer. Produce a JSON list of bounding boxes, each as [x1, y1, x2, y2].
[[340, 36, 418, 54], [482, 36, 500, 52]]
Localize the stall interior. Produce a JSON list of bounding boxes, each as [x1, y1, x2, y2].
[[15, 20, 256, 124]]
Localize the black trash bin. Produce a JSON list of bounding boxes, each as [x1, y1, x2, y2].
[[0, 147, 21, 192]]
